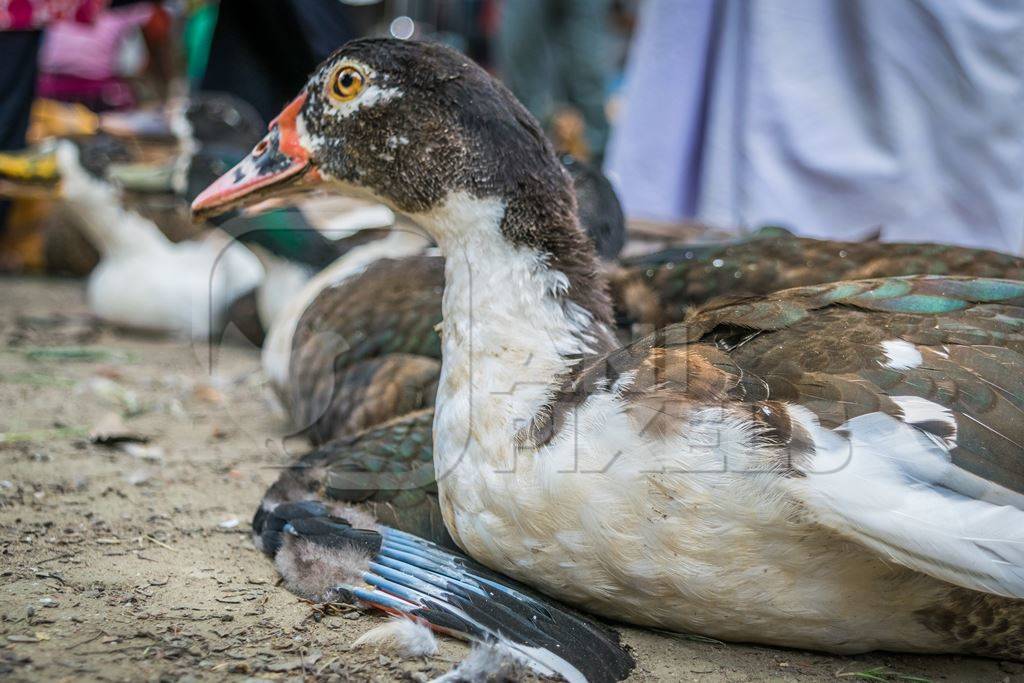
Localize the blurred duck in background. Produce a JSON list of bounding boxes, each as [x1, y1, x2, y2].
[[0, 92, 396, 340], [0, 92, 264, 274], [0, 136, 262, 340]]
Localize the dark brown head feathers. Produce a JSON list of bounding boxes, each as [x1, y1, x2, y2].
[[298, 39, 612, 325]]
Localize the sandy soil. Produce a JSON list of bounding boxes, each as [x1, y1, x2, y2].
[[1, 276, 1021, 682]]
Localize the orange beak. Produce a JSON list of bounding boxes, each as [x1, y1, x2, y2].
[[191, 93, 322, 220]]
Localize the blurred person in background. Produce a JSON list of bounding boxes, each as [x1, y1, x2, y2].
[[37, 0, 170, 111], [200, 0, 357, 124], [0, 0, 106, 266], [605, 0, 1024, 254], [497, 0, 612, 163]]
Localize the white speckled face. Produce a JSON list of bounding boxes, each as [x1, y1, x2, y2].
[[321, 58, 402, 120], [294, 112, 322, 161]]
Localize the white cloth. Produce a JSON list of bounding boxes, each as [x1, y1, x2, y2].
[[606, 0, 1024, 253]]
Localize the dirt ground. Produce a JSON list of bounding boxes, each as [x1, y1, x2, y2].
[[1, 275, 1021, 683]]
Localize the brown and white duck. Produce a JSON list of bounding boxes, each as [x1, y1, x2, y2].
[[252, 151, 624, 447], [194, 39, 1024, 661], [280, 223, 1024, 445], [222, 65, 1024, 443], [246, 230, 1024, 564]]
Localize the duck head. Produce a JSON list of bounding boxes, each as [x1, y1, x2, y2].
[[101, 93, 264, 150], [193, 39, 613, 325], [192, 40, 574, 231]]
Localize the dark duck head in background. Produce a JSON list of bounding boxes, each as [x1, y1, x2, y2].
[[103, 93, 363, 274], [195, 39, 1024, 663]]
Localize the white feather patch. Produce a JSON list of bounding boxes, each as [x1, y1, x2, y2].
[[792, 406, 1024, 599], [890, 395, 958, 446], [352, 618, 438, 657], [431, 640, 532, 682], [274, 536, 371, 601], [55, 141, 264, 339], [879, 339, 923, 370], [256, 256, 313, 330]]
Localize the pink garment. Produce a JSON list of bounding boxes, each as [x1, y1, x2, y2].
[[0, 0, 104, 30], [39, 2, 152, 80], [37, 72, 135, 110]]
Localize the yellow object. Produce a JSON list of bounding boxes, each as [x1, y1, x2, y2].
[[0, 148, 59, 185], [551, 107, 590, 161], [27, 99, 99, 143]]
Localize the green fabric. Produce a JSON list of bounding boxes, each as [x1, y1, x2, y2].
[[185, 3, 219, 88]]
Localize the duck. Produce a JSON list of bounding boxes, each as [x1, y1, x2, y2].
[[1, 95, 261, 273], [59, 139, 265, 340], [281, 224, 1024, 442], [193, 39, 1024, 660], [0, 137, 263, 339], [251, 223, 1024, 574], [251, 134, 1022, 441], [252, 227, 1024, 549], [260, 154, 627, 440]]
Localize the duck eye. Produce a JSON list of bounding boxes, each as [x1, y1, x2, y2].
[[329, 66, 365, 103]]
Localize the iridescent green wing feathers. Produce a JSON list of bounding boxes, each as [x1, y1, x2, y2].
[[612, 231, 1024, 329], [541, 276, 1024, 497], [260, 409, 450, 545]]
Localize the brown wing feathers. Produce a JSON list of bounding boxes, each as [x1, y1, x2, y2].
[[288, 256, 444, 443]]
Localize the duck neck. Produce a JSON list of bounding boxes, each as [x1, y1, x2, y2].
[[57, 147, 168, 256], [169, 104, 196, 196], [414, 189, 615, 467]]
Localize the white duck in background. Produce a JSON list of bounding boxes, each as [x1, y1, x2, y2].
[[55, 140, 264, 339]]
